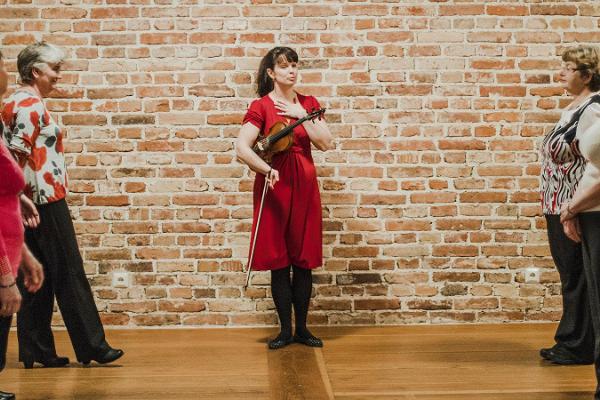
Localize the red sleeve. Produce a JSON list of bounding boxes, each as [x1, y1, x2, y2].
[[4, 95, 43, 157], [310, 96, 321, 110], [307, 96, 324, 117], [243, 99, 264, 131]]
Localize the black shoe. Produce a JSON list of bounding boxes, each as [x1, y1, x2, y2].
[[23, 356, 70, 369], [539, 345, 556, 360], [81, 347, 124, 365], [267, 334, 293, 350], [293, 334, 323, 348], [542, 346, 592, 365], [0, 390, 15, 400]]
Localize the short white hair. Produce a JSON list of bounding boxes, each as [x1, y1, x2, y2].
[[17, 42, 65, 83]]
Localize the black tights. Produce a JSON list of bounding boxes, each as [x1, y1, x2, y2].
[[271, 265, 313, 338]]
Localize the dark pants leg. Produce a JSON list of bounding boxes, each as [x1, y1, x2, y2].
[[17, 233, 58, 363], [578, 212, 600, 399], [0, 316, 12, 372], [546, 215, 594, 359], [18, 199, 108, 363]]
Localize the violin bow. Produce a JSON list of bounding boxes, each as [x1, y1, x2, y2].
[[244, 170, 271, 288]]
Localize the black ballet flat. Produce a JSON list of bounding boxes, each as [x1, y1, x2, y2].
[[293, 334, 323, 348], [81, 347, 124, 365], [268, 335, 293, 350], [23, 356, 70, 369], [0, 390, 15, 400]]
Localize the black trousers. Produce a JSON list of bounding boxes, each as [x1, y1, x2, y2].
[[578, 212, 600, 398], [546, 215, 594, 359], [18, 199, 108, 363], [0, 316, 11, 372]]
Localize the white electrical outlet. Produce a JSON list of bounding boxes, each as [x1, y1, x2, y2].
[[112, 271, 130, 288], [524, 267, 541, 284]]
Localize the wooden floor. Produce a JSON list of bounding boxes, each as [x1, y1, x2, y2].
[[0, 323, 595, 399]]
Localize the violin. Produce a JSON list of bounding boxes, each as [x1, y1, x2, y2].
[[252, 108, 326, 163]]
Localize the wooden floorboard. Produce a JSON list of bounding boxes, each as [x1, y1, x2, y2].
[[0, 324, 595, 399]]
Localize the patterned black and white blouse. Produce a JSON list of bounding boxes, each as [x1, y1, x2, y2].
[[540, 94, 600, 215]]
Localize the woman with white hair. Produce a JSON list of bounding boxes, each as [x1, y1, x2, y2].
[[1, 42, 123, 368]]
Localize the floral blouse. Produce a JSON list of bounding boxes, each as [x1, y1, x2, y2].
[[1, 88, 67, 205]]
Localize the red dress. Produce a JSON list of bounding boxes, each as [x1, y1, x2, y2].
[[243, 93, 323, 271], [0, 141, 25, 277]]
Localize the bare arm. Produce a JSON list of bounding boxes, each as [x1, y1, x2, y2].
[[235, 122, 279, 189], [273, 98, 333, 151], [302, 118, 333, 151], [20, 244, 43, 293], [563, 180, 600, 219], [559, 183, 600, 242]]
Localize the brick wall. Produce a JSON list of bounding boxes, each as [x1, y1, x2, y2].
[[1, 1, 597, 327]]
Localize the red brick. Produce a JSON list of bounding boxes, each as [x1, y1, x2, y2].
[[293, 5, 338, 17], [189, 33, 236, 44], [240, 33, 274, 43], [92, 34, 136, 45], [530, 5, 577, 16], [0, 8, 38, 18], [242, 5, 289, 17], [342, 4, 389, 16], [2, 34, 36, 45], [139, 34, 184, 46], [86, 196, 130, 206], [90, 7, 139, 18], [367, 32, 411, 43], [355, 299, 400, 310], [487, 5, 528, 16], [439, 5, 484, 15]]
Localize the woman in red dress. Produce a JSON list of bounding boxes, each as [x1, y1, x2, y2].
[[0, 48, 44, 400], [236, 47, 333, 349]]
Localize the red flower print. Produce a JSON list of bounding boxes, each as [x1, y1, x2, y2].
[[29, 110, 41, 143], [44, 172, 66, 202], [1, 101, 15, 125], [55, 131, 64, 153], [17, 97, 40, 108], [42, 110, 50, 126], [28, 146, 47, 171]]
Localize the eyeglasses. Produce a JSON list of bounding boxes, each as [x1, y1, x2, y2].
[[560, 65, 582, 73]]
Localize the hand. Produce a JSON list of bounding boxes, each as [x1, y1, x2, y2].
[[273, 98, 308, 120], [562, 218, 582, 243], [20, 194, 40, 228], [20, 245, 44, 293], [0, 275, 21, 317], [267, 169, 279, 190]]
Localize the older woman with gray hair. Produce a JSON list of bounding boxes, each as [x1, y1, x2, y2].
[[539, 45, 600, 367], [1, 42, 123, 368]]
